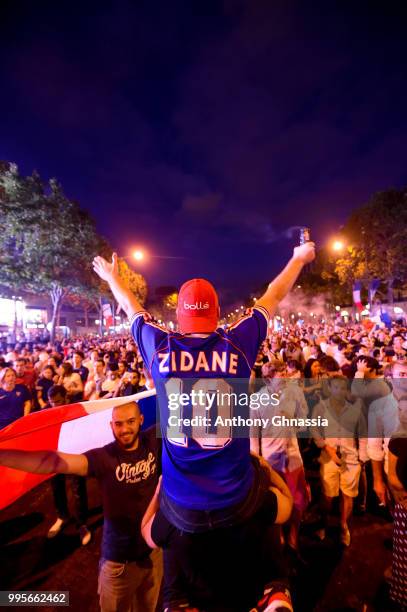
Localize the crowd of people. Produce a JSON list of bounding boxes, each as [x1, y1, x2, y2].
[[248, 318, 407, 611], [0, 335, 149, 546], [0, 239, 406, 612], [0, 315, 406, 609]]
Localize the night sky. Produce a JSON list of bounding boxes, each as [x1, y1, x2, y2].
[[2, 1, 407, 305]]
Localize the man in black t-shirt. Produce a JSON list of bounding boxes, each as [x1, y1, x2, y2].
[[0, 401, 162, 612], [86, 407, 162, 612]]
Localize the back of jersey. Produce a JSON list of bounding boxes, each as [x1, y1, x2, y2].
[[131, 305, 269, 510]]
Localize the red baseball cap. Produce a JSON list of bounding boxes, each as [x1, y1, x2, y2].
[[177, 278, 219, 333]]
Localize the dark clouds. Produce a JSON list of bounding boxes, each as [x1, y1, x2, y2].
[[1, 1, 406, 301]]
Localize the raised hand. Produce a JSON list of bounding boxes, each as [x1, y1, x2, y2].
[[356, 358, 369, 373], [93, 252, 119, 282], [293, 241, 316, 264]]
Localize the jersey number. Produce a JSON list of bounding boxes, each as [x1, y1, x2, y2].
[[165, 378, 233, 449]]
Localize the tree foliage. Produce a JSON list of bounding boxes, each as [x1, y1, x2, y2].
[[335, 188, 407, 284], [299, 249, 351, 304], [146, 287, 178, 322], [0, 162, 110, 339], [117, 258, 148, 305], [300, 187, 407, 303]]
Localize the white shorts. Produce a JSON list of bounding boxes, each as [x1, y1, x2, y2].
[[320, 460, 361, 498]]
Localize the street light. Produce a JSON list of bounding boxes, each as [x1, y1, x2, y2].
[[332, 240, 345, 252], [122, 248, 185, 262]]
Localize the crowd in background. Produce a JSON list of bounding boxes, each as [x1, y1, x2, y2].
[[0, 334, 151, 428], [0, 334, 152, 546], [0, 317, 406, 608]]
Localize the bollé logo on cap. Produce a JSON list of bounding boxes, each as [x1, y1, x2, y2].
[[183, 301, 210, 310]]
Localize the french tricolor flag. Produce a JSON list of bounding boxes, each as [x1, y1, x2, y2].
[[102, 300, 114, 327], [0, 390, 157, 511], [352, 281, 364, 312]]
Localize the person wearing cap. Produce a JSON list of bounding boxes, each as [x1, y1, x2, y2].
[[93, 241, 315, 612]]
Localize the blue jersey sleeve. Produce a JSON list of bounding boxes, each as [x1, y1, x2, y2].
[[225, 306, 269, 370], [130, 311, 169, 371]]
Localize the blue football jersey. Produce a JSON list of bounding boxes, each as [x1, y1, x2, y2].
[[130, 305, 269, 510]]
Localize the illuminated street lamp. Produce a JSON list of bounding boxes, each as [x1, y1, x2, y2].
[[332, 239, 345, 252], [122, 248, 184, 262]]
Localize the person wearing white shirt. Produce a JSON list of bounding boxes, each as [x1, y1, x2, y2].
[[57, 362, 83, 402], [83, 348, 100, 372], [100, 366, 121, 398], [84, 359, 106, 400], [250, 364, 310, 555], [319, 337, 335, 357], [311, 375, 368, 546], [300, 339, 313, 363], [333, 342, 350, 369]]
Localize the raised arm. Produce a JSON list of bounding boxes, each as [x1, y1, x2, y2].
[[0, 449, 88, 477], [93, 252, 143, 319], [255, 242, 315, 317]]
